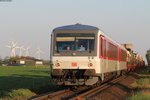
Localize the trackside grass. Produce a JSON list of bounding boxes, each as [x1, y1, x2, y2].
[[126, 92, 150, 100], [126, 66, 150, 100], [2, 89, 36, 100], [0, 66, 53, 99]]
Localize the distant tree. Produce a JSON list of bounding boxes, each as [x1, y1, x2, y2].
[[8, 56, 20, 64], [4, 56, 9, 63], [0, 56, 2, 65], [3, 56, 20, 64], [43, 60, 50, 65], [146, 50, 150, 66]]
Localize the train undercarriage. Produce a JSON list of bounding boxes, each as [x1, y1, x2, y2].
[[51, 69, 126, 86]]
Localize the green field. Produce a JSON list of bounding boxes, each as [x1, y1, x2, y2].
[[0, 66, 52, 98]]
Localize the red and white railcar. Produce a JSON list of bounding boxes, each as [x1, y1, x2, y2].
[[50, 24, 128, 85]]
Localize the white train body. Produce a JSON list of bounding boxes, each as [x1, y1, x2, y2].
[[50, 24, 127, 85]]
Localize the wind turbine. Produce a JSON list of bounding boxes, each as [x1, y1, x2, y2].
[[25, 46, 30, 57], [35, 47, 44, 59], [18, 46, 25, 57], [5, 41, 19, 57]]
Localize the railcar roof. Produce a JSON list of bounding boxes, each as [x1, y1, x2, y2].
[[53, 23, 99, 31], [53, 24, 126, 51]]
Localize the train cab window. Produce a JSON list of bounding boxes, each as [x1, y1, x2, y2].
[[54, 33, 97, 56], [76, 37, 95, 51], [56, 37, 76, 51]]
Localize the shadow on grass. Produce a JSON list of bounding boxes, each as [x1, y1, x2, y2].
[[0, 74, 61, 97]]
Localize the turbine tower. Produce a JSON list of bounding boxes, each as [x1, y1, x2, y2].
[[18, 46, 25, 57], [25, 46, 30, 57], [5, 41, 19, 57], [36, 47, 44, 59]]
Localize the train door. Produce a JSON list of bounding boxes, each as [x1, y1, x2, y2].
[[100, 36, 107, 74], [105, 38, 108, 72], [117, 47, 120, 75]]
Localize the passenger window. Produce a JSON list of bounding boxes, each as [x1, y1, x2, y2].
[[108, 42, 117, 59]]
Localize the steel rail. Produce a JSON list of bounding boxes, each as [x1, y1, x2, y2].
[[30, 74, 128, 100], [29, 86, 91, 100], [29, 89, 70, 100], [70, 75, 127, 100]]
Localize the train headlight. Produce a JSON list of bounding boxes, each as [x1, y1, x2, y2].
[[56, 63, 60, 67]]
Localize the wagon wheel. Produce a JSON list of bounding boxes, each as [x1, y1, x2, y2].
[[95, 77, 102, 87], [120, 70, 126, 76]]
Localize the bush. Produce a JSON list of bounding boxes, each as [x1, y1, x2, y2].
[[138, 69, 150, 74], [5, 89, 36, 99], [136, 78, 150, 86]]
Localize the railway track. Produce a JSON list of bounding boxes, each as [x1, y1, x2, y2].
[[29, 89, 70, 100], [71, 74, 127, 100], [29, 74, 128, 100], [29, 86, 92, 100]]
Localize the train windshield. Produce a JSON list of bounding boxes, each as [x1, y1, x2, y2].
[[54, 33, 97, 56]]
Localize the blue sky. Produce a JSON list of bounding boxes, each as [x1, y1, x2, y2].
[[0, 0, 150, 61]]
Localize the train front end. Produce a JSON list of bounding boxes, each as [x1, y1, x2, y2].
[[50, 24, 100, 85]]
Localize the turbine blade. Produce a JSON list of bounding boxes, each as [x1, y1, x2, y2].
[[5, 45, 11, 48]]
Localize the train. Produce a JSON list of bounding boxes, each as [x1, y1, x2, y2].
[[50, 24, 145, 86]]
